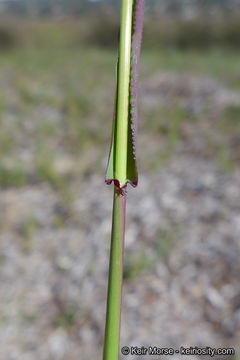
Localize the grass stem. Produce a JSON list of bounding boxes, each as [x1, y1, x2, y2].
[[103, 186, 126, 360], [115, 0, 133, 188]]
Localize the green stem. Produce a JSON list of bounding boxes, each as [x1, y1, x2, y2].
[[103, 187, 126, 360], [115, 0, 134, 188]]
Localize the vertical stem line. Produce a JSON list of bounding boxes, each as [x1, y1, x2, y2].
[[103, 186, 126, 360], [115, 0, 134, 188]]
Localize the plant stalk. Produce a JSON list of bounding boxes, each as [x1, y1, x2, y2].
[[103, 1, 136, 358], [103, 187, 126, 360], [114, 0, 134, 188]]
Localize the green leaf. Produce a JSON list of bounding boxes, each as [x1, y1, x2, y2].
[[106, 0, 138, 190]]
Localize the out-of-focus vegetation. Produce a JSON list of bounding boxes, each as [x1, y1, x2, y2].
[[2, 17, 240, 50], [1, 0, 240, 18], [0, 26, 240, 194]]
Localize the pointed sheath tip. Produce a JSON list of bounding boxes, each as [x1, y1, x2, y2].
[[105, 178, 138, 194]]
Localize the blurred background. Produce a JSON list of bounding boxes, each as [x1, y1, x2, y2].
[[0, 0, 240, 359]]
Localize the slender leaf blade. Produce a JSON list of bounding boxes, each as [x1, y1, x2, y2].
[[106, 0, 144, 191]]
